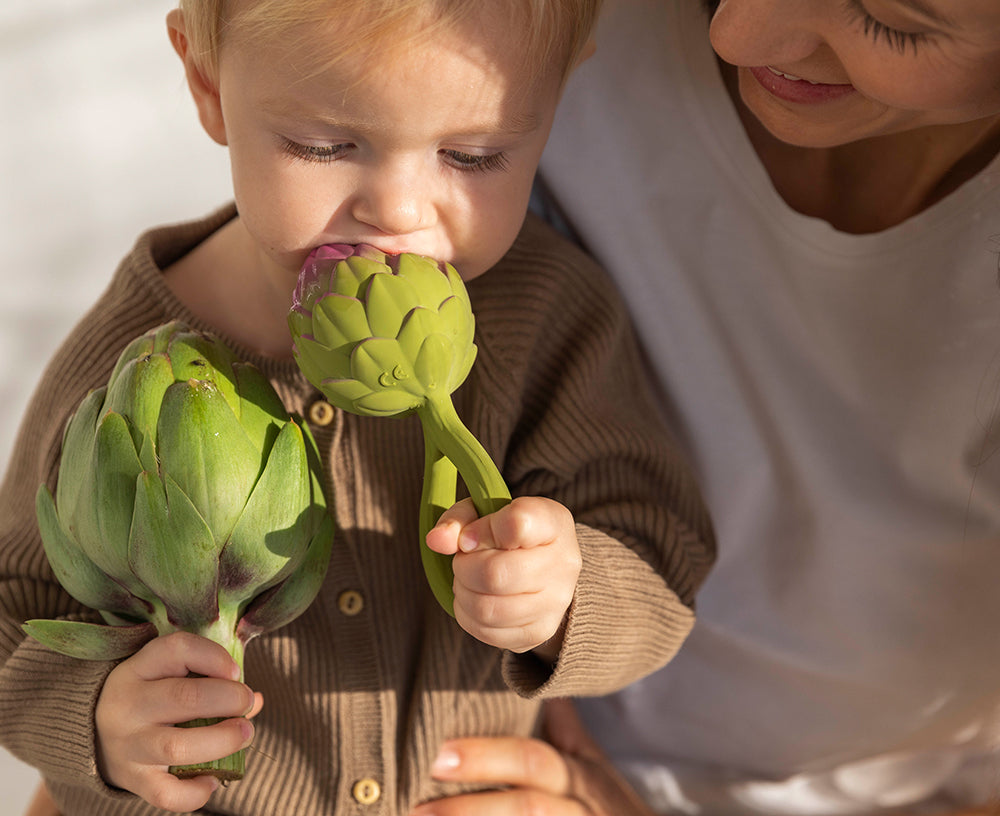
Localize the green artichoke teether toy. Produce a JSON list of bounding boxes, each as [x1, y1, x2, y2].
[[287, 244, 511, 616], [24, 320, 334, 781]]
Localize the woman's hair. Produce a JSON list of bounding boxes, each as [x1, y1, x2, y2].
[[178, 0, 601, 85]]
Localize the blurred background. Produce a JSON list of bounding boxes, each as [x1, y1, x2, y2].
[[1, 1, 231, 810]]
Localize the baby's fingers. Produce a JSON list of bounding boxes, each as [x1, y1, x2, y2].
[[130, 631, 242, 682], [125, 769, 221, 814], [461, 497, 573, 553], [141, 674, 256, 726], [425, 497, 479, 555], [110, 711, 254, 812], [138, 718, 254, 771]]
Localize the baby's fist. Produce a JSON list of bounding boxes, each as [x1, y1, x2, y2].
[[428, 496, 581, 655]]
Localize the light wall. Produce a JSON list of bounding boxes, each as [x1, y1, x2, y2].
[[0, 1, 231, 810]]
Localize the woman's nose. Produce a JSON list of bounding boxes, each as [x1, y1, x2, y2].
[[351, 163, 432, 236], [709, 0, 826, 67]]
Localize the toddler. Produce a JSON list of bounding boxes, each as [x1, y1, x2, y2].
[[0, 0, 714, 813]]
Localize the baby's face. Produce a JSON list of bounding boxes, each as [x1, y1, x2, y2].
[[213, 8, 565, 286]]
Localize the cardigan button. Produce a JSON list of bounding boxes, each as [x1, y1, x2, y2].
[[307, 400, 335, 426], [337, 590, 364, 617], [352, 777, 381, 805]]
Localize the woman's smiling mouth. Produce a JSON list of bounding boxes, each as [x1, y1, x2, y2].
[[748, 65, 856, 104]]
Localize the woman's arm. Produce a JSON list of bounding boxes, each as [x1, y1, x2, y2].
[[411, 698, 657, 816], [411, 699, 997, 816]]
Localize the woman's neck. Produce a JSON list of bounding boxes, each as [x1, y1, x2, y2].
[[720, 62, 1000, 234]]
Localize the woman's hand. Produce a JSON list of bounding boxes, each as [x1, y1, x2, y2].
[[410, 697, 656, 816], [410, 693, 996, 816]]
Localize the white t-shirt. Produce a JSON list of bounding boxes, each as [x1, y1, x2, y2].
[[539, 0, 1000, 813]]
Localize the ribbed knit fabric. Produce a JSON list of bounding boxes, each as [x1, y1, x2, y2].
[[0, 205, 714, 815]]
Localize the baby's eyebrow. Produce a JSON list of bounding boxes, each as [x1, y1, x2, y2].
[[260, 96, 543, 139], [450, 112, 542, 138]]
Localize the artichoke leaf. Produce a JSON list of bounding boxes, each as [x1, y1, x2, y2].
[[287, 308, 314, 343], [363, 271, 420, 338], [443, 263, 468, 298], [103, 352, 175, 453], [137, 430, 158, 475], [36, 485, 150, 619], [294, 256, 336, 311], [294, 336, 352, 391], [232, 362, 286, 457], [129, 471, 220, 629], [219, 421, 312, 607], [156, 380, 261, 546], [319, 377, 377, 412], [237, 512, 334, 640], [397, 307, 446, 360], [107, 333, 155, 385], [314, 293, 371, 348], [395, 254, 453, 308], [437, 294, 476, 348], [69, 412, 144, 586], [54, 385, 107, 518], [324, 258, 371, 298], [167, 333, 240, 410], [151, 321, 183, 355], [351, 337, 410, 392], [354, 390, 422, 416], [339, 255, 387, 295], [414, 333, 455, 396], [22, 618, 157, 661], [453, 345, 478, 392]]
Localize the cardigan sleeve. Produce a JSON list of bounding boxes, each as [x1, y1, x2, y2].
[[464, 214, 716, 698]]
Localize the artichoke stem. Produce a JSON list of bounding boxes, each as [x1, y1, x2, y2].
[[417, 395, 511, 519], [170, 720, 246, 782], [419, 428, 460, 616], [169, 613, 248, 781]]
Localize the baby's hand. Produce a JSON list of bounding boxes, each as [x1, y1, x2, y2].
[[426, 496, 582, 657], [95, 631, 260, 813]]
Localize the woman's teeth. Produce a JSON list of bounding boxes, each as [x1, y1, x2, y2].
[[766, 66, 821, 85]]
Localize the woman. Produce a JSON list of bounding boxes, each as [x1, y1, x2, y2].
[[412, 0, 1000, 813]]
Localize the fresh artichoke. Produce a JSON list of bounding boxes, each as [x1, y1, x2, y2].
[[288, 245, 510, 615], [24, 320, 334, 781]]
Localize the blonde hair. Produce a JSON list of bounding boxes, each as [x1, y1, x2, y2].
[[178, 0, 601, 86]]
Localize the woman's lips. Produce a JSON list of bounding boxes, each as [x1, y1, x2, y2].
[[748, 65, 855, 104]]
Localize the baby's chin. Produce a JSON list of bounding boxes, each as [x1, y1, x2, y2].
[[448, 250, 507, 282]]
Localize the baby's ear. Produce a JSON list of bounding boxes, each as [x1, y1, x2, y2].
[[166, 8, 227, 147]]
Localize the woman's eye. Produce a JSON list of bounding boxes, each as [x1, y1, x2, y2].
[[280, 138, 353, 164], [844, 0, 927, 54], [441, 149, 510, 173]]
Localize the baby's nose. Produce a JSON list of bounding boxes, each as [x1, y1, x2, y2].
[[353, 170, 431, 236]]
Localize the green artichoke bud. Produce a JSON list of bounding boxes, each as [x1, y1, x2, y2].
[[24, 320, 334, 781], [288, 245, 510, 616]]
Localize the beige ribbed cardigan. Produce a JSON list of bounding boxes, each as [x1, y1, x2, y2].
[[0, 206, 714, 815]]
